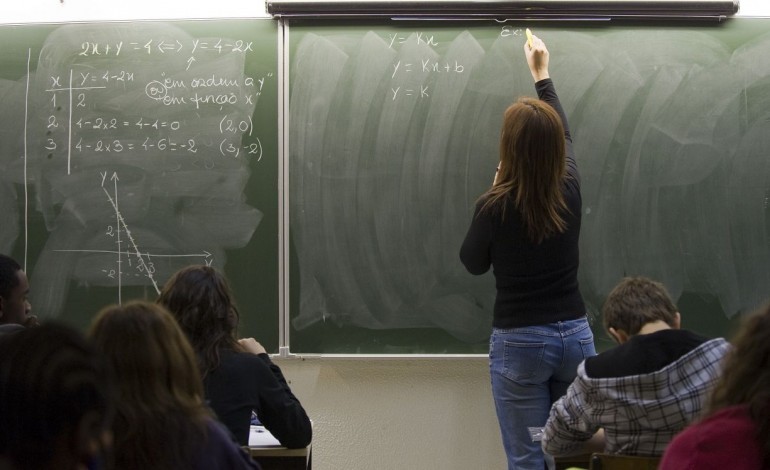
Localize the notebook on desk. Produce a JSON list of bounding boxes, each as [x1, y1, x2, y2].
[[249, 425, 282, 448]]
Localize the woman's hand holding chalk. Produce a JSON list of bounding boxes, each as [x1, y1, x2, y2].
[[524, 30, 550, 82]]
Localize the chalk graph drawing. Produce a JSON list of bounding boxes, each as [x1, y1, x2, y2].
[[51, 172, 219, 304], [0, 22, 267, 319]]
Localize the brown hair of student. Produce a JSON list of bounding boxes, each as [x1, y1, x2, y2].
[[479, 97, 568, 244], [601, 276, 679, 336], [157, 265, 241, 377], [706, 303, 770, 466], [0, 322, 114, 470], [89, 301, 212, 470]]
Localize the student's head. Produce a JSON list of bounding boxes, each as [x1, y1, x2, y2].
[[88, 301, 210, 469], [602, 276, 680, 341], [0, 254, 31, 325], [707, 302, 770, 412], [707, 302, 770, 465], [487, 98, 568, 243], [89, 301, 204, 411], [0, 323, 114, 470], [157, 265, 240, 375]]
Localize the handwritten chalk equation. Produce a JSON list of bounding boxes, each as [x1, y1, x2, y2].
[[72, 137, 198, 153], [391, 59, 465, 78], [391, 86, 430, 100], [74, 118, 182, 131], [78, 38, 255, 57], [386, 32, 439, 48], [386, 32, 465, 101], [42, 66, 273, 172]]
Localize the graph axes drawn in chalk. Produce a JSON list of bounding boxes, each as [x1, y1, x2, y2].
[[54, 171, 214, 303]]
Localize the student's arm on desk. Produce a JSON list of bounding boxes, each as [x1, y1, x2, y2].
[[562, 429, 604, 456], [238, 339, 312, 449], [248, 425, 311, 468], [256, 354, 312, 448], [542, 380, 604, 457]]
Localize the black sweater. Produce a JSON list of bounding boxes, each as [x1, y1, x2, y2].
[[460, 79, 585, 328], [585, 329, 709, 378], [204, 350, 312, 448]]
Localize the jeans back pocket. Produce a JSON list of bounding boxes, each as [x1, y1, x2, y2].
[[502, 341, 546, 381]]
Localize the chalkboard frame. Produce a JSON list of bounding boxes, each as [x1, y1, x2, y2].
[[283, 17, 766, 356], [0, 18, 281, 351]]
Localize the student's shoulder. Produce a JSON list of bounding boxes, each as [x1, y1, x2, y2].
[[585, 329, 721, 378], [221, 349, 273, 369], [583, 330, 681, 378]]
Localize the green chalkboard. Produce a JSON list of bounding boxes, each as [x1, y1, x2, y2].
[[0, 20, 279, 350], [287, 18, 770, 354]]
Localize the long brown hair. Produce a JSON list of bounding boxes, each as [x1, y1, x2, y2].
[[89, 301, 211, 470], [0, 323, 114, 470], [707, 303, 770, 466], [157, 265, 241, 377], [480, 97, 568, 244]]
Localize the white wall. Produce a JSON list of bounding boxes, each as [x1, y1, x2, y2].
[[2, 1, 768, 469]]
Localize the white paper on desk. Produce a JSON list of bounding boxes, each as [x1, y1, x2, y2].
[[528, 427, 545, 442], [249, 425, 282, 447]]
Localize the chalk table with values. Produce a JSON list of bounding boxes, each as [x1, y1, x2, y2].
[[247, 425, 312, 470]]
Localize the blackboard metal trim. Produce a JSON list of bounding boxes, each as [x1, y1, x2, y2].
[[391, 14, 729, 22], [267, 0, 740, 19]]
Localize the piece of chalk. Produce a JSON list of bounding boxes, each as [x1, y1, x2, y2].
[[526, 28, 533, 48]]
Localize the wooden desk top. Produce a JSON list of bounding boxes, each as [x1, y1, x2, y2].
[[246, 425, 311, 460], [247, 446, 310, 458]]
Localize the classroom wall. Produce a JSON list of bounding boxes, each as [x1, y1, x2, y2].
[[3, 1, 768, 469]]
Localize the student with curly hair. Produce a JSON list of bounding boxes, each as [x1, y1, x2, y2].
[[660, 302, 770, 469], [158, 265, 312, 448]]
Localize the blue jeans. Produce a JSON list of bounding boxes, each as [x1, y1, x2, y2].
[[489, 316, 596, 470]]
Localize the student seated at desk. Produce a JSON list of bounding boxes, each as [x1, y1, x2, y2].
[[158, 265, 312, 449], [542, 277, 730, 458], [0, 254, 38, 336], [0, 323, 114, 470], [90, 301, 259, 470], [660, 302, 770, 469]]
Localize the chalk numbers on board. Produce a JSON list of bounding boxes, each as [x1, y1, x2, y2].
[[42, 36, 274, 175]]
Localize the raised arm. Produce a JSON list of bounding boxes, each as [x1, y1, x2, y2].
[[524, 32, 577, 183], [524, 33, 571, 136]]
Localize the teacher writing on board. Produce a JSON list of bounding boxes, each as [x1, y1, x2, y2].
[[460, 32, 596, 470]]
